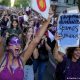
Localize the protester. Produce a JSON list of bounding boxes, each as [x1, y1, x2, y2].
[[0, 14, 9, 36], [22, 27, 34, 80], [52, 33, 80, 80], [33, 35, 51, 80], [6, 19, 22, 38], [0, 14, 51, 80], [0, 4, 57, 80]]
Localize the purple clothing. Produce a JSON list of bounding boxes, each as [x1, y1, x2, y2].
[[65, 61, 80, 80], [55, 56, 80, 80], [0, 54, 24, 80]]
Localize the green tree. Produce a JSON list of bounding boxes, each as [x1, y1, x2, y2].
[[0, 0, 30, 7], [14, 0, 30, 8], [0, 0, 10, 6]]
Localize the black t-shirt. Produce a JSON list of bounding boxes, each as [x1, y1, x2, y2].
[[38, 41, 49, 62], [25, 56, 33, 65]]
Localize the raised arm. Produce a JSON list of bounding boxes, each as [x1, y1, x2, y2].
[[52, 33, 64, 62], [22, 18, 50, 63], [0, 37, 4, 63]]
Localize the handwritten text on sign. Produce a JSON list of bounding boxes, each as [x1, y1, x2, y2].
[[57, 14, 80, 47]]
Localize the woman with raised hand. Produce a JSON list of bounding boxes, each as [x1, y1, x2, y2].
[[0, 15, 50, 80], [53, 33, 80, 80], [22, 27, 35, 80]]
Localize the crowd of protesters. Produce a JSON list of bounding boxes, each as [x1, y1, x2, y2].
[[0, 4, 80, 80], [0, 5, 58, 80]]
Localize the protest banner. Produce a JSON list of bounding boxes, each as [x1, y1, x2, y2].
[[31, 0, 50, 19], [57, 13, 80, 47]]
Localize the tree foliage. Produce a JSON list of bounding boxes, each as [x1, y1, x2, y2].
[[0, 0, 10, 6], [14, 0, 30, 7], [0, 0, 30, 7]]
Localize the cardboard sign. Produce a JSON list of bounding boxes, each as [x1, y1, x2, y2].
[[57, 14, 80, 47], [31, 0, 50, 19]]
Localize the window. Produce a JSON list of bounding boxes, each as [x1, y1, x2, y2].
[[66, 0, 76, 5]]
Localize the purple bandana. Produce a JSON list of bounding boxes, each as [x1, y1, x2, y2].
[[9, 37, 21, 46]]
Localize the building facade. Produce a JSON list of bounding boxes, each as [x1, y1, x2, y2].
[[51, 0, 78, 13]]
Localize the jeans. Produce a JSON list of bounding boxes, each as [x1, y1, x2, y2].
[[24, 65, 34, 80], [33, 60, 47, 80]]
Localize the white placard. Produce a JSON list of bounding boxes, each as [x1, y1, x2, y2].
[[31, 0, 50, 19]]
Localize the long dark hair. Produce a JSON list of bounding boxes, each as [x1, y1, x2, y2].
[[11, 19, 19, 30], [21, 27, 33, 49], [66, 47, 77, 59]]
